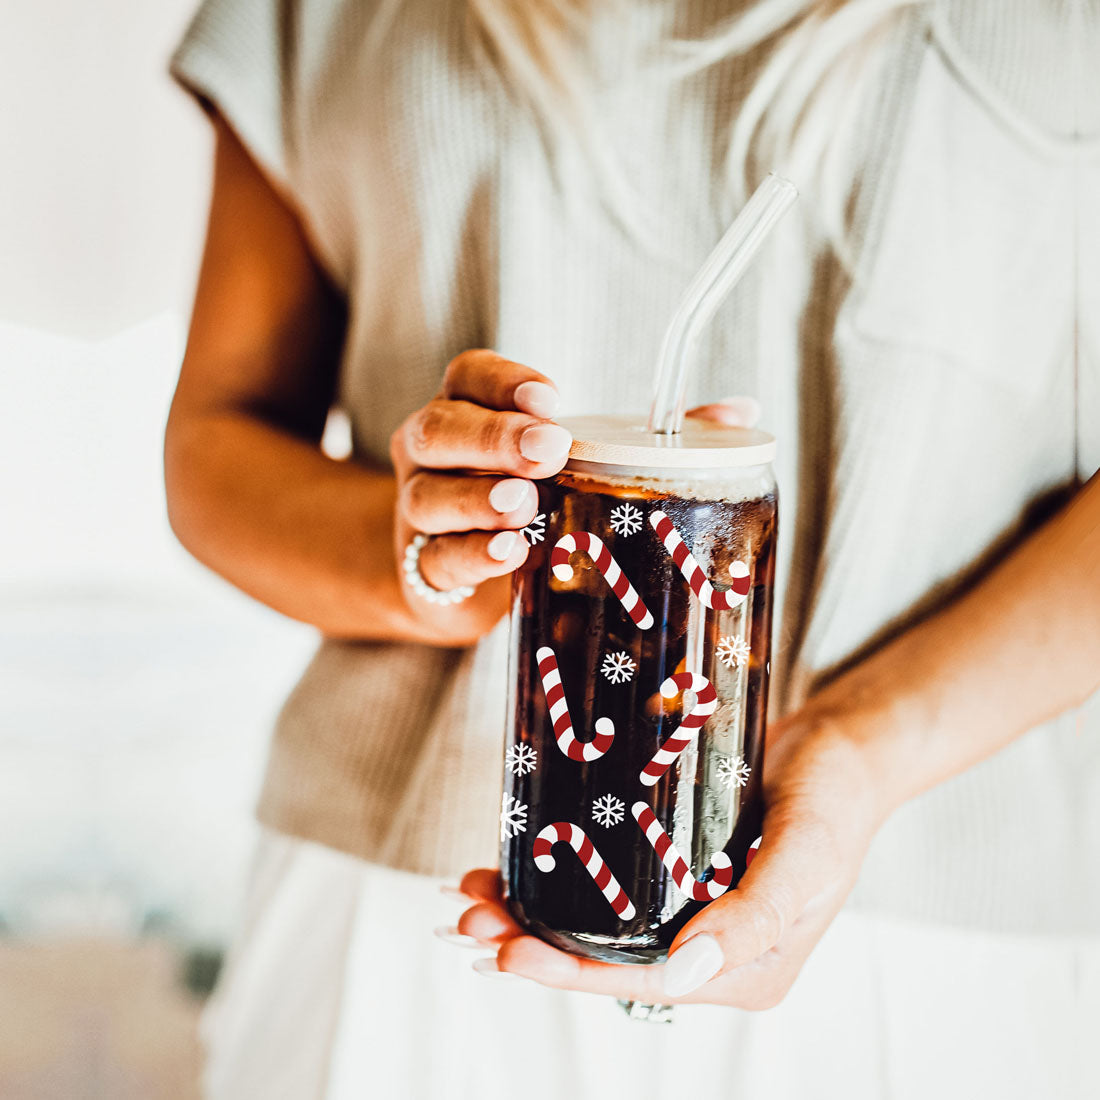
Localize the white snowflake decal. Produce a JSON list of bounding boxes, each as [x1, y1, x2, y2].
[[716, 635, 751, 670], [609, 503, 643, 537], [592, 793, 625, 828], [521, 513, 546, 545], [716, 754, 752, 789], [505, 743, 537, 777], [500, 792, 529, 841], [600, 650, 636, 684]]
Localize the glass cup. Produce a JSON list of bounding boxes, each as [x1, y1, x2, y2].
[[499, 415, 778, 964]]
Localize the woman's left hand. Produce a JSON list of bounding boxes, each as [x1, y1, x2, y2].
[[449, 431, 1100, 1005], [452, 704, 890, 1007], [449, 395, 892, 1008]]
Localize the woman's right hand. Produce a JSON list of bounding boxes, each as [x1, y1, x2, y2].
[[389, 350, 572, 644]]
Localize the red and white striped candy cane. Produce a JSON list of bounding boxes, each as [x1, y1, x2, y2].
[[533, 822, 636, 920], [631, 802, 733, 902], [746, 835, 762, 868], [536, 646, 615, 762], [649, 511, 751, 611], [551, 532, 654, 629], [639, 672, 717, 787]]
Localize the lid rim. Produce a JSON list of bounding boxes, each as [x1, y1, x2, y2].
[[566, 458, 774, 480]]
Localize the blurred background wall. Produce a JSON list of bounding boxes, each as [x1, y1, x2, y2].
[[0, 3, 317, 1093]]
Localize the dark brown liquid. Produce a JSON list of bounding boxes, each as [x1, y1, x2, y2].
[[501, 470, 777, 963]]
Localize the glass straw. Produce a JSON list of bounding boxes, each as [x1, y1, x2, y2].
[[648, 173, 798, 435]]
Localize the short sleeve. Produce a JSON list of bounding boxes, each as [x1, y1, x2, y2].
[[170, 0, 293, 197]]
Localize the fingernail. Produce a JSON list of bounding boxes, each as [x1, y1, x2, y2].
[[487, 530, 518, 561], [440, 885, 469, 902], [489, 478, 534, 514], [519, 424, 572, 464], [473, 956, 521, 980], [718, 396, 762, 425], [434, 925, 482, 948], [662, 933, 724, 997], [513, 380, 559, 418]]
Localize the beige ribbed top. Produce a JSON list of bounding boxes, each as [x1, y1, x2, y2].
[[172, 0, 1100, 935]]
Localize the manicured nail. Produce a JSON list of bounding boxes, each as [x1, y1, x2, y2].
[[487, 530, 519, 561], [513, 380, 559, 418], [717, 395, 762, 426], [439, 885, 468, 902], [489, 478, 534, 514], [662, 934, 724, 997], [519, 424, 572, 464], [472, 956, 521, 980], [434, 925, 482, 948]]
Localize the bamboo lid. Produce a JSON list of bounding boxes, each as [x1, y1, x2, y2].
[[558, 414, 776, 470]]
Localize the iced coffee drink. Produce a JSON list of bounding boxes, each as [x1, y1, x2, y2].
[[499, 415, 777, 964]]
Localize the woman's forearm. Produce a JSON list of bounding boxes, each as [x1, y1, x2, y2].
[[812, 472, 1100, 817], [165, 409, 448, 644], [170, 124, 547, 649]]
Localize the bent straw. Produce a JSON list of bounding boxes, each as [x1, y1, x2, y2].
[[648, 173, 798, 435]]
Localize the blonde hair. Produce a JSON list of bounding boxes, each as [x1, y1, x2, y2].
[[466, 0, 922, 257]]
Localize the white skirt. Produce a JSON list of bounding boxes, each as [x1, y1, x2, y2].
[[200, 829, 1097, 1100]]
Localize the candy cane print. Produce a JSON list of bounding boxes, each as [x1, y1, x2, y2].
[[550, 532, 654, 629], [639, 672, 717, 787], [746, 835, 762, 868], [533, 822, 636, 920], [649, 511, 751, 611], [631, 802, 733, 902], [536, 646, 615, 762]]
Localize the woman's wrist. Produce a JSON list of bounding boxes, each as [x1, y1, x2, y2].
[[787, 655, 932, 830]]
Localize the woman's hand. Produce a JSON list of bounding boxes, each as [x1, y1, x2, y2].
[[450, 465, 1100, 1002], [389, 350, 763, 646], [452, 703, 887, 1008], [390, 350, 572, 644]]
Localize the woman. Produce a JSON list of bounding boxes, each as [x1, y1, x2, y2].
[[166, 0, 1099, 1096]]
